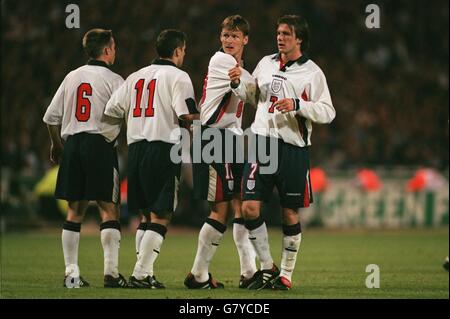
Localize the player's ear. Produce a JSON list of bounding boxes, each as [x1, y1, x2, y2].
[[174, 47, 181, 57], [178, 45, 185, 57], [243, 35, 249, 46]]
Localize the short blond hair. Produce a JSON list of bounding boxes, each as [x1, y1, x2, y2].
[[221, 15, 250, 36]]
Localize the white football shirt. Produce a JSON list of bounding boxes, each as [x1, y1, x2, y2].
[[232, 53, 335, 147], [43, 60, 124, 142], [199, 51, 253, 134], [105, 59, 197, 145]]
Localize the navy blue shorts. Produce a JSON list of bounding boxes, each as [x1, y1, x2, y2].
[[127, 140, 180, 214], [55, 133, 119, 203], [241, 135, 313, 209], [192, 125, 244, 203], [193, 162, 243, 202]]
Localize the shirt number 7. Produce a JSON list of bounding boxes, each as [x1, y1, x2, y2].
[[268, 96, 278, 113]]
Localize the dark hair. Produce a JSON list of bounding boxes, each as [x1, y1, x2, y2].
[[156, 29, 187, 58], [82, 29, 113, 59], [221, 15, 250, 36], [277, 15, 309, 52]]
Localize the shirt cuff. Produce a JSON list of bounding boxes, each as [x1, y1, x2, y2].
[[230, 80, 240, 89], [293, 98, 301, 112], [230, 81, 247, 101]]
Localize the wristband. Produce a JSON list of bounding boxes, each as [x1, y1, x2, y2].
[[294, 98, 300, 111], [230, 80, 240, 89]]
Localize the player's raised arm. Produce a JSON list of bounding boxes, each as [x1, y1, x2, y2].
[[228, 63, 241, 85], [229, 64, 259, 107], [228, 63, 246, 100]]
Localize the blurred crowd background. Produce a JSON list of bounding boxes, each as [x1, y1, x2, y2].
[[1, 0, 448, 229]]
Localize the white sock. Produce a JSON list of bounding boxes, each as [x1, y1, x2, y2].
[[136, 229, 145, 255], [247, 220, 274, 270], [280, 233, 302, 282], [62, 222, 81, 276], [191, 220, 225, 283], [132, 228, 165, 280], [233, 221, 257, 279], [101, 227, 121, 277]]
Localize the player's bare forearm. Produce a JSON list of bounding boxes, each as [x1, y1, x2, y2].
[[228, 64, 241, 87], [103, 113, 123, 126], [46, 124, 63, 163], [179, 113, 200, 122], [47, 125, 63, 147]]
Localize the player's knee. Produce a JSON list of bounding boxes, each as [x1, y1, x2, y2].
[[103, 210, 120, 221], [282, 208, 299, 225], [67, 208, 85, 222], [66, 212, 84, 223], [151, 211, 172, 224], [97, 201, 120, 220], [242, 202, 260, 220], [209, 202, 231, 224], [208, 213, 229, 226]]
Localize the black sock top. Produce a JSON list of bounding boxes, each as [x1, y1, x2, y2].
[[147, 222, 168, 238], [137, 222, 147, 231], [205, 218, 227, 233], [63, 220, 81, 232], [100, 220, 121, 232], [244, 215, 264, 231], [282, 223, 302, 236]]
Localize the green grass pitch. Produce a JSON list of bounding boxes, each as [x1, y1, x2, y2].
[[1, 228, 448, 298]]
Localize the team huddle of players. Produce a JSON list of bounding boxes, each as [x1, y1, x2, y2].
[[43, 14, 335, 290]]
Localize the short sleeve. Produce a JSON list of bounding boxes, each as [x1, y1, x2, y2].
[[105, 80, 130, 119], [209, 53, 237, 80], [172, 72, 197, 117], [43, 78, 66, 125]]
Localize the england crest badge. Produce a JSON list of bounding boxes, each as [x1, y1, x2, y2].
[[271, 79, 282, 93], [228, 180, 234, 191], [247, 179, 256, 190]]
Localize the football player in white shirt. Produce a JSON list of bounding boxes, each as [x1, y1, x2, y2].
[[229, 15, 335, 290], [184, 15, 258, 290], [105, 29, 199, 289], [43, 29, 127, 288]]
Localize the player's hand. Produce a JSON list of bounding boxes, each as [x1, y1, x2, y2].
[[274, 98, 295, 113], [50, 143, 63, 164], [228, 64, 241, 86]]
